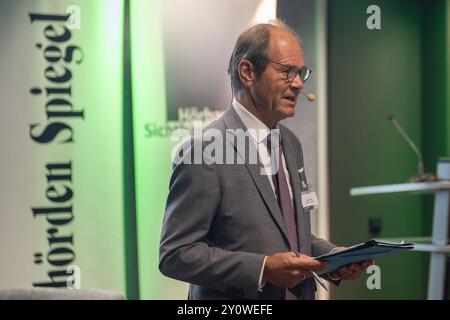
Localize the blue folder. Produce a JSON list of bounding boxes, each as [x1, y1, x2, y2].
[[314, 240, 415, 275]]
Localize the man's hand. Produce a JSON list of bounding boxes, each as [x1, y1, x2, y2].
[[262, 252, 328, 288], [329, 247, 373, 280]]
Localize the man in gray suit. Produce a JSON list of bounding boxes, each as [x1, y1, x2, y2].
[[159, 21, 371, 300]]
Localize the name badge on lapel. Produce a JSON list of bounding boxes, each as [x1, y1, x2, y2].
[[301, 191, 319, 211], [298, 167, 319, 211]]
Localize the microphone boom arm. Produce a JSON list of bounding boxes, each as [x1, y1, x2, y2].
[[390, 118, 425, 176]]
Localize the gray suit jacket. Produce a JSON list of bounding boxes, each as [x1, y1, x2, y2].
[[159, 106, 336, 300]]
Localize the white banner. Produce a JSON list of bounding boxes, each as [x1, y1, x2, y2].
[[0, 0, 125, 295]]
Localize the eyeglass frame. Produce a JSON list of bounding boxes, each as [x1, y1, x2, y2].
[[261, 57, 311, 83]]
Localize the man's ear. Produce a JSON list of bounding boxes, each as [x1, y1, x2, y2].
[[237, 59, 255, 89]]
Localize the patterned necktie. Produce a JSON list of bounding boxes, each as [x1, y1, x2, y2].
[[266, 134, 299, 252]]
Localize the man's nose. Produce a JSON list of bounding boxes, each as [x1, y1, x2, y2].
[[290, 73, 304, 92]]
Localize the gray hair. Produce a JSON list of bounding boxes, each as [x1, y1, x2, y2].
[[227, 20, 299, 93]]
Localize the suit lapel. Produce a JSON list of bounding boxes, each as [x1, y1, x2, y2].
[[280, 127, 316, 299], [280, 126, 311, 254], [222, 107, 290, 243]]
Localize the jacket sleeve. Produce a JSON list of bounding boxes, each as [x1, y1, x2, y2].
[[159, 141, 266, 299], [310, 234, 341, 286], [311, 233, 336, 257]]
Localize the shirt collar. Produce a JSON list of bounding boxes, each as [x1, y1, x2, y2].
[[232, 97, 279, 144]]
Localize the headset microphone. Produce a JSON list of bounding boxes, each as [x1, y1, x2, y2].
[[300, 91, 316, 102]]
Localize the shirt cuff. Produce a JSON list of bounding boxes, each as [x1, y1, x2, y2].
[[258, 256, 268, 292]]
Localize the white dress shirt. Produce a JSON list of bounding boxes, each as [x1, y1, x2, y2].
[[232, 98, 293, 200]]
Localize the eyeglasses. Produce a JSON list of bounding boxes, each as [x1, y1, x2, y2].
[[263, 58, 311, 83]]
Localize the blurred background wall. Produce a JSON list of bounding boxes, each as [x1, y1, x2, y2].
[[327, 0, 450, 299]]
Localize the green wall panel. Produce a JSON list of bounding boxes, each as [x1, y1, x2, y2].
[[328, 0, 427, 299]]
